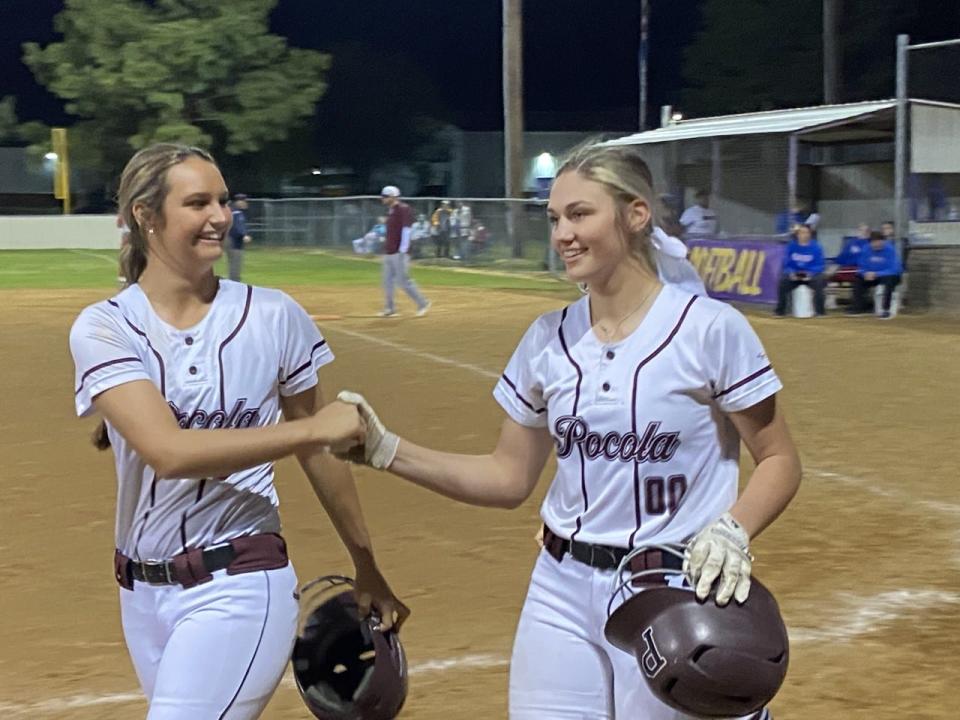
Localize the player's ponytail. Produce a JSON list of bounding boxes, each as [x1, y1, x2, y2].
[[92, 422, 111, 450], [93, 143, 219, 450]]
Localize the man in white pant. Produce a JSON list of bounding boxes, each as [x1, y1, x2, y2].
[[379, 185, 431, 317]]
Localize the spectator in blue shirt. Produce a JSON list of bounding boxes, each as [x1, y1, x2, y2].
[[849, 231, 903, 318], [774, 224, 827, 317], [832, 223, 871, 266], [227, 193, 252, 281]]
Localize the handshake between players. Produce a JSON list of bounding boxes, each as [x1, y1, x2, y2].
[[326, 390, 753, 609]]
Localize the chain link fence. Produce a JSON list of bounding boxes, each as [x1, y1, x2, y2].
[[907, 40, 960, 242], [244, 196, 555, 270], [640, 136, 791, 238]]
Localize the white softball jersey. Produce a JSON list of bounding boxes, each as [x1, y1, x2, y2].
[[493, 284, 781, 549], [69, 280, 332, 561]]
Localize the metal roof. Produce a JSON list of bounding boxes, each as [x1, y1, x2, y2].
[[605, 100, 900, 146]]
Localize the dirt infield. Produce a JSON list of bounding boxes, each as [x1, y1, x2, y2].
[[1, 285, 957, 719]]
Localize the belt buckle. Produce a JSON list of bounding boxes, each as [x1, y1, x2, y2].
[[140, 559, 173, 584], [589, 543, 618, 569]]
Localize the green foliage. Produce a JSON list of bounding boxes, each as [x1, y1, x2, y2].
[[0, 97, 21, 143], [680, 1, 937, 117], [0, 248, 571, 294], [22, 0, 329, 176], [681, 0, 822, 116]]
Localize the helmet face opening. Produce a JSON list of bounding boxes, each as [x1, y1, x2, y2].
[[292, 577, 408, 720], [604, 547, 789, 718], [294, 603, 376, 704]]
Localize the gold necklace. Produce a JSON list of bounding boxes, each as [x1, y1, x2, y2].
[[594, 284, 658, 342]]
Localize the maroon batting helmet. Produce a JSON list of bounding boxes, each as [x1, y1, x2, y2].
[[292, 576, 408, 720], [604, 545, 789, 718]]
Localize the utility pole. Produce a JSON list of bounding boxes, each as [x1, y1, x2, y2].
[[639, 0, 650, 130], [503, 0, 524, 256], [894, 33, 908, 241], [823, 0, 842, 103]]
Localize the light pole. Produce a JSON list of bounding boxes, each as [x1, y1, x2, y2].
[[823, 0, 842, 103], [503, 0, 524, 256], [639, 0, 650, 130]]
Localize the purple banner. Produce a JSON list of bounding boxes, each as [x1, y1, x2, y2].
[[685, 237, 785, 304]]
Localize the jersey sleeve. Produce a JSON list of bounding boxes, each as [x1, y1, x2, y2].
[[69, 305, 150, 418], [706, 305, 782, 413], [492, 319, 549, 428], [277, 293, 335, 397]]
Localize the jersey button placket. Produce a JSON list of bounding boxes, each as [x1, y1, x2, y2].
[[595, 345, 619, 404]]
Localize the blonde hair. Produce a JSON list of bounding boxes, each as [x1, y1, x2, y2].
[[93, 143, 218, 451], [555, 142, 661, 274]]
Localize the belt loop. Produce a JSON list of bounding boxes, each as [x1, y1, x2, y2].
[[113, 549, 134, 591], [542, 525, 565, 563], [172, 548, 213, 589]]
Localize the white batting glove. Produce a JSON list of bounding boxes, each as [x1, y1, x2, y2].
[[683, 512, 753, 606], [336, 391, 399, 470]]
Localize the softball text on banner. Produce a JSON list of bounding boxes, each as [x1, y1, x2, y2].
[[686, 237, 786, 304]]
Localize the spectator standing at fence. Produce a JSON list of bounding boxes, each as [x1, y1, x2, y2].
[[227, 193, 253, 281], [431, 200, 453, 258], [849, 231, 903, 319], [456, 201, 473, 260], [410, 213, 431, 259], [774, 223, 826, 317], [379, 185, 431, 318], [679, 188, 718, 237]]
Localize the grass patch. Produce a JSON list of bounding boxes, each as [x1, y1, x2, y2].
[[0, 247, 574, 296]]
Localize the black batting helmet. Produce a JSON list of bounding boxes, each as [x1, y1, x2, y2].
[[292, 575, 408, 720], [604, 545, 789, 718]]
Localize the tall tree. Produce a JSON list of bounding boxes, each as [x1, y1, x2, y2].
[[22, 0, 329, 176], [681, 0, 822, 116], [0, 97, 21, 143], [680, 0, 958, 118]]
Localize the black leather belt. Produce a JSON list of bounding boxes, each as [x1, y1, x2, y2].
[[130, 543, 236, 585], [542, 525, 683, 572]]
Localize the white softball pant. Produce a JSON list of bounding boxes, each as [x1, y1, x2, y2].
[[120, 564, 298, 720], [509, 550, 770, 720]]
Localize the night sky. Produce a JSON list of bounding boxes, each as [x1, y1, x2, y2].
[[0, 0, 700, 132]]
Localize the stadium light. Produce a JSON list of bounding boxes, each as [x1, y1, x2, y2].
[[44, 152, 58, 161], [535, 152, 556, 179], [311, 168, 322, 175]]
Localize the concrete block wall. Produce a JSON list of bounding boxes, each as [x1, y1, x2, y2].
[[0, 215, 118, 249], [906, 245, 960, 315]]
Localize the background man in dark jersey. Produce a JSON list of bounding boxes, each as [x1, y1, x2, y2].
[[378, 185, 431, 317]]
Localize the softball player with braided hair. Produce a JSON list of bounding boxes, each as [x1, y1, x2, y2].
[[69, 143, 408, 720], [339, 142, 802, 718]]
